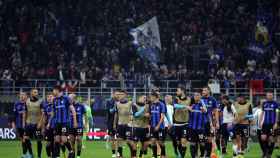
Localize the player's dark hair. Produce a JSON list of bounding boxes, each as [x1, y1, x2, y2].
[[266, 90, 273, 94], [31, 88, 38, 92], [237, 93, 245, 99], [46, 92, 53, 96], [119, 89, 127, 94], [151, 91, 159, 98], [177, 84, 186, 95], [202, 86, 211, 91], [151, 87, 160, 92], [53, 85, 62, 92]]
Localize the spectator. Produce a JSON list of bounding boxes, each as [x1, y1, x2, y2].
[[247, 58, 257, 72], [271, 50, 279, 75]]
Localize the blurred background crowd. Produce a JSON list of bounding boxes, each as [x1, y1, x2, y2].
[[0, 0, 280, 88]]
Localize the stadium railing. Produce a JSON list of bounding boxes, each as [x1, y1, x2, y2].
[[1, 79, 280, 100]]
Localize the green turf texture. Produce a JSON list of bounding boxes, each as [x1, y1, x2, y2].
[[0, 141, 279, 158]]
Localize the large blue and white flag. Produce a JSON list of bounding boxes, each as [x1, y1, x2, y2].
[[129, 17, 161, 65]]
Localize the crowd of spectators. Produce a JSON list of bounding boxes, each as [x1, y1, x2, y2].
[[0, 0, 280, 88]]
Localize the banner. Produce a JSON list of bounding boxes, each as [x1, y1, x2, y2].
[[250, 80, 264, 95], [0, 128, 16, 140], [129, 17, 161, 65], [248, 42, 265, 55], [0, 116, 108, 140]]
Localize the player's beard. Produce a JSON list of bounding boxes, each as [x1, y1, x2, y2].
[[176, 94, 182, 99], [32, 96, 38, 101]]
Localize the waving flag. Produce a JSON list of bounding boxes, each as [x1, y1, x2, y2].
[[129, 17, 161, 65]]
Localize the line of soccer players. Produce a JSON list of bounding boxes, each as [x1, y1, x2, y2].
[[107, 86, 280, 158], [11, 85, 280, 158], [12, 86, 92, 158]]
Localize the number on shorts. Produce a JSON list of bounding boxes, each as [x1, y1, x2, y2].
[[62, 127, 67, 133], [198, 134, 204, 140], [243, 128, 249, 137], [126, 131, 131, 137], [36, 131, 41, 135]]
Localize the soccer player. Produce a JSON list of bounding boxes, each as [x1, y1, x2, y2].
[[41, 93, 54, 158], [254, 99, 266, 157], [48, 86, 77, 158], [68, 94, 86, 158], [114, 89, 132, 158], [164, 95, 176, 157], [129, 95, 150, 158], [200, 86, 219, 158], [233, 94, 253, 157], [173, 85, 191, 158], [188, 91, 207, 158], [149, 91, 166, 158], [106, 90, 119, 158], [83, 98, 93, 149], [151, 87, 171, 156], [12, 92, 28, 158], [259, 91, 279, 158], [219, 95, 237, 156], [276, 106, 280, 158], [25, 88, 44, 158]]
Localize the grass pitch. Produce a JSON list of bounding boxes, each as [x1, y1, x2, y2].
[[0, 141, 279, 158]]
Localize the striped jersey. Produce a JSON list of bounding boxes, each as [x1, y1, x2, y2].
[[53, 95, 71, 124], [149, 101, 166, 129], [201, 96, 217, 122], [188, 102, 207, 130], [13, 101, 27, 128], [262, 100, 279, 125], [41, 101, 54, 127], [70, 103, 86, 128]]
